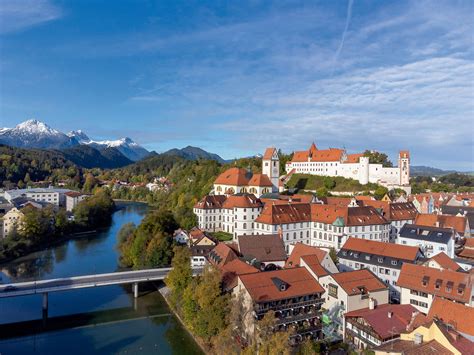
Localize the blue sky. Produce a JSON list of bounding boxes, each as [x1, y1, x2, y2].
[[0, 0, 473, 170]]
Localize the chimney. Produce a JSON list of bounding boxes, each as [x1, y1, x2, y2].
[[278, 226, 283, 240], [414, 333, 423, 345], [388, 311, 393, 318], [435, 221, 440, 227], [369, 298, 375, 310]]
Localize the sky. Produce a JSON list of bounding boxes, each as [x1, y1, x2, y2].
[[0, 0, 473, 170]]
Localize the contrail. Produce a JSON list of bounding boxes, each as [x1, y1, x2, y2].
[[333, 0, 354, 72]]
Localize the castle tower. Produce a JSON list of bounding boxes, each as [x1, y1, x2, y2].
[[262, 147, 280, 192], [358, 156, 370, 185], [398, 151, 410, 186]]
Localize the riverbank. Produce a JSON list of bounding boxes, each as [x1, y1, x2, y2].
[[159, 286, 208, 354]]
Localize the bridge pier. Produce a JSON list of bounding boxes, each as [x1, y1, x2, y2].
[[42, 292, 48, 319], [133, 282, 138, 299]]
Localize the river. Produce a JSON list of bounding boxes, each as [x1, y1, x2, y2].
[[0, 202, 203, 354]]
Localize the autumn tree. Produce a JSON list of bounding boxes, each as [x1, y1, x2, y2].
[[165, 246, 192, 309]]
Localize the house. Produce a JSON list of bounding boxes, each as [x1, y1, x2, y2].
[[338, 238, 424, 301], [285, 243, 338, 274], [173, 229, 189, 244], [396, 224, 459, 258], [440, 205, 474, 235], [374, 319, 473, 355], [318, 269, 389, 337], [190, 244, 215, 267], [344, 303, 422, 350], [285, 143, 410, 190], [1, 207, 24, 237], [237, 234, 287, 269], [65, 191, 88, 212], [236, 267, 325, 343], [397, 263, 474, 313], [5, 187, 74, 207], [422, 252, 463, 272], [415, 213, 470, 237], [207, 242, 238, 268], [426, 297, 474, 342]]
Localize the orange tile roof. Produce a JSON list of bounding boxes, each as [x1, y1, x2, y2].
[[397, 264, 472, 303], [285, 243, 327, 268], [343, 153, 364, 164], [248, 173, 273, 187], [221, 259, 259, 290], [214, 167, 250, 186], [359, 200, 418, 221], [331, 269, 388, 296], [340, 237, 421, 261], [355, 195, 375, 201], [207, 243, 237, 268], [427, 252, 462, 271], [194, 195, 227, 209], [222, 194, 263, 209], [239, 267, 324, 302], [263, 147, 277, 160], [300, 254, 329, 277], [311, 204, 389, 226], [415, 214, 467, 235], [457, 237, 474, 260], [321, 197, 354, 207], [399, 150, 410, 159], [427, 297, 474, 337], [255, 202, 311, 224], [309, 148, 344, 162]]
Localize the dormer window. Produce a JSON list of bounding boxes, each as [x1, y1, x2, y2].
[[354, 253, 359, 258], [365, 255, 371, 261], [271, 277, 289, 292], [378, 257, 384, 263], [422, 276, 430, 287], [342, 251, 347, 256], [458, 283, 466, 295], [435, 279, 442, 290], [391, 260, 397, 266], [446, 281, 453, 293]]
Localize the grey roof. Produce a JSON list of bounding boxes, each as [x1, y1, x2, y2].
[[237, 234, 287, 262], [6, 187, 73, 200], [398, 224, 454, 244]]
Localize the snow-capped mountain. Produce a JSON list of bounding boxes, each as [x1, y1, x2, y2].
[[67, 131, 149, 161], [0, 119, 77, 149], [0, 119, 149, 161]]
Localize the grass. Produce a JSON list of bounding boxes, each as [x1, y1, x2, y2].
[[286, 174, 379, 192], [209, 231, 233, 242]]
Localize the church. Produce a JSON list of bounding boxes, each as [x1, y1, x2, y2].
[[212, 147, 281, 198]]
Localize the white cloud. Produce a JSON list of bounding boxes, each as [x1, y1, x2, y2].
[[0, 0, 62, 34]]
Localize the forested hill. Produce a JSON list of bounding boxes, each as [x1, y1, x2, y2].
[[0, 144, 82, 189]]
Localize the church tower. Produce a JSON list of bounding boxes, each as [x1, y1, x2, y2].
[[262, 147, 280, 192], [399, 151, 410, 186]]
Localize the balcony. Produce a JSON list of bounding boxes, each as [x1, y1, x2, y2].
[[254, 298, 324, 315], [275, 310, 320, 326]]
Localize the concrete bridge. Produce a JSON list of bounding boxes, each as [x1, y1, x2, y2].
[[0, 267, 203, 318]]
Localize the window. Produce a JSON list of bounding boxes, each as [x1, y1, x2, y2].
[[378, 257, 383, 263], [391, 260, 397, 266], [328, 284, 338, 298]]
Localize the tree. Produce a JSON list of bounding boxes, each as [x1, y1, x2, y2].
[[323, 177, 336, 190], [373, 186, 389, 200], [363, 150, 393, 167], [83, 173, 97, 193], [165, 246, 193, 308], [316, 187, 329, 198]]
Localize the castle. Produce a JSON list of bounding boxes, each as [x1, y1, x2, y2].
[[285, 143, 410, 191]]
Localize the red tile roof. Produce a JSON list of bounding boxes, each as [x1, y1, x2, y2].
[[221, 259, 259, 290], [248, 173, 273, 187], [207, 243, 237, 268], [300, 254, 329, 277], [343, 153, 364, 164], [222, 194, 263, 209], [331, 269, 388, 296], [415, 214, 467, 235], [194, 195, 227, 209], [290, 144, 344, 163], [239, 267, 324, 302], [340, 237, 421, 261], [285, 243, 327, 268], [214, 167, 250, 186], [359, 200, 418, 221], [427, 297, 474, 337], [427, 252, 462, 271], [397, 264, 472, 304], [399, 150, 410, 159], [311, 204, 389, 226], [345, 304, 420, 339], [255, 202, 311, 224], [263, 147, 277, 160]]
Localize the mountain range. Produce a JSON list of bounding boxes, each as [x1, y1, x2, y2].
[[0, 120, 150, 162], [162, 146, 226, 163]]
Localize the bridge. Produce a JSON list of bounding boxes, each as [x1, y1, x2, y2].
[[0, 267, 203, 318]]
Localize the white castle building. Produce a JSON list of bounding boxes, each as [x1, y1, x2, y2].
[[285, 143, 410, 191]]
